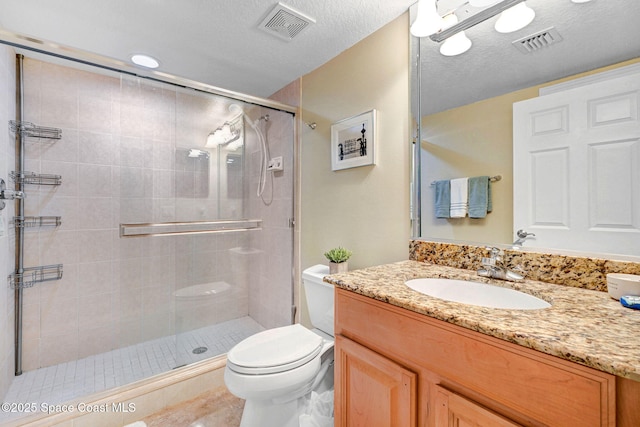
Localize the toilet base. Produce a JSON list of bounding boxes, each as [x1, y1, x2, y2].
[[239, 397, 305, 427], [238, 361, 335, 427]]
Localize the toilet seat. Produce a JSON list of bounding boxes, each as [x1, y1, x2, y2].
[[227, 324, 324, 375]]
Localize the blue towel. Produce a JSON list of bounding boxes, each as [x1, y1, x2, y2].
[[468, 176, 492, 218], [434, 180, 450, 218]]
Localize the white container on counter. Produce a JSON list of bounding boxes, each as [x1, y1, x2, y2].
[[607, 273, 640, 300]]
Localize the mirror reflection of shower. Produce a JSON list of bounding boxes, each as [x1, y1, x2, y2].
[[207, 104, 273, 203]]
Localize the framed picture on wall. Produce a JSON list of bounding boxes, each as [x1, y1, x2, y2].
[[330, 109, 376, 171]]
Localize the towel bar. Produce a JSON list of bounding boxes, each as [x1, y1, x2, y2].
[[430, 175, 501, 186], [120, 219, 262, 237]]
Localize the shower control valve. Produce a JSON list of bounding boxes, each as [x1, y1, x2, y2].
[[267, 156, 284, 172]]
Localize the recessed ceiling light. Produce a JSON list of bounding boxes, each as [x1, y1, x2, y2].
[[130, 54, 159, 69]]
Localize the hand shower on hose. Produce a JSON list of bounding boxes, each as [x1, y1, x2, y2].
[[228, 104, 270, 198]]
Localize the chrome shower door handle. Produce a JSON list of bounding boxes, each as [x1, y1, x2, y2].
[[0, 178, 26, 210]]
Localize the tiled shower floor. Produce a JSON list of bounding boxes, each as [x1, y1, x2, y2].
[[1, 316, 263, 424]]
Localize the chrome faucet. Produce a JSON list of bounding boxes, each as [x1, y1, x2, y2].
[[513, 229, 535, 247], [477, 247, 524, 282]]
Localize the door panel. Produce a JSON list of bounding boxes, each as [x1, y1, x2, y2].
[[335, 335, 417, 427], [514, 72, 640, 254]]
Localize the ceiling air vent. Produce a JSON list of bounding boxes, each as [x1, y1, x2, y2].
[[512, 27, 563, 54], [259, 2, 316, 41]]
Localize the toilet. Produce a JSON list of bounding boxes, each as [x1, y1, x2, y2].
[[224, 264, 334, 427]]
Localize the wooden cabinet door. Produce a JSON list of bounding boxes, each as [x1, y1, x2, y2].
[[434, 385, 522, 427], [335, 335, 417, 427]]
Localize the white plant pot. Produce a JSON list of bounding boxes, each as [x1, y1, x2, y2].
[[329, 261, 348, 274]]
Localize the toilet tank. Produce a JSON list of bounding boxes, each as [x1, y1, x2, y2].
[[302, 264, 334, 337]]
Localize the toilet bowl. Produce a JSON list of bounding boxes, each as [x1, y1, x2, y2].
[[224, 264, 334, 427]]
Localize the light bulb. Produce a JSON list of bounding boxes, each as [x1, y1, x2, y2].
[[229, 104, 243, 115], [494, 2, 535, 33], [410, 0, 444, 37], [439, 14, 472, 56]]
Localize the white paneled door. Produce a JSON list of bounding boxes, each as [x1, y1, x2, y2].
[[513, 71, 640, 256]]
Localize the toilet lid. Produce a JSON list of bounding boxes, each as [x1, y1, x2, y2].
[[227, 324, 323, 375]]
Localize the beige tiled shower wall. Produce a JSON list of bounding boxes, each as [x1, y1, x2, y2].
[[0, 46, 17, 400], [10, 57, 293, 372]]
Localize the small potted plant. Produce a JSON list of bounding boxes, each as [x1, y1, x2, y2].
[[324, 246, 353, 274]]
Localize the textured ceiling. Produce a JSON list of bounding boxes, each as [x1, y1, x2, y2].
[[418, 0, 640, 114], [0, 0, 414, 98], [0, 1, 637, 114]]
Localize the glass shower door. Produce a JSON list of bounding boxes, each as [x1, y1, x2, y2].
[[169, 88, 295, 368]]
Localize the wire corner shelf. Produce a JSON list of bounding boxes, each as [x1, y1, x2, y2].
[[9, 120, 62, 140], [10, 171, 62, 186], [8, 264, 64, 289], [12, 216, 62, 228]]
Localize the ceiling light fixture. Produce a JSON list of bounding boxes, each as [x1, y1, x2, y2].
[[439, 14, 472, 56], [427, 0, 532, 43], [410, 0, 444, 37], [570, 0, 592, 3], [494, 2, 536, 33], [130, 54, 159, 69], [469, 0, 501, 7]]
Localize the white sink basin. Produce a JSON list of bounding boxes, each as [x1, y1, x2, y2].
[[405, 278, 551, 310]]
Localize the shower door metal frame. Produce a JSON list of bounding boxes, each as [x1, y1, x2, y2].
[[13, 54, 24, 376], [0, 29, 297, 115]]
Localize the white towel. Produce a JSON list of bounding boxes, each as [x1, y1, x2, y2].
[[450, 178, 469, 218]]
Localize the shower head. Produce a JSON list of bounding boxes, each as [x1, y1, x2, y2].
[[229, 104, 243, 116], [229, 103, 269, 123]]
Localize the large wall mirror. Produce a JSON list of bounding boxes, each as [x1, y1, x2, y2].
[[410, 0, 640, 260]]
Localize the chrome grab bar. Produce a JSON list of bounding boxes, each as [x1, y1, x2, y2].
[[120, 219, 262, 237]]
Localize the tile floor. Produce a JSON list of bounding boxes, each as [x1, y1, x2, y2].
[[0, 316, 263, 424], [140, 385, 244, 427]]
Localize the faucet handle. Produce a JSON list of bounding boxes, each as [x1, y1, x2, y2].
[[481, 257, 496, 267], [486, 246, 503, 257]]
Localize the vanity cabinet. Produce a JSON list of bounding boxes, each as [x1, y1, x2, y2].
[[334, 288, 637, 427]]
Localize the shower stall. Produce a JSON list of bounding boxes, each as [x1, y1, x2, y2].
[[0, 50, 295, 423]]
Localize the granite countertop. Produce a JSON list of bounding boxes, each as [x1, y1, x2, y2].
[[324, 260, 640, 381]]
